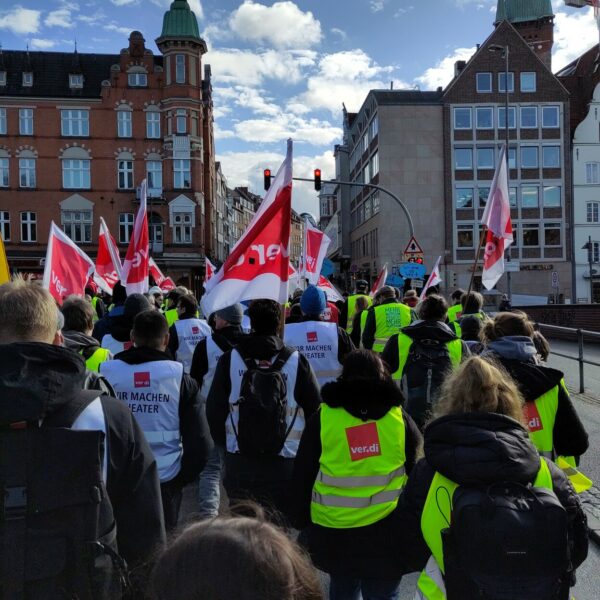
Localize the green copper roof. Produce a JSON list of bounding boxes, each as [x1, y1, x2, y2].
[[160, 0, 200, 39], [495, 0, 554, 24]]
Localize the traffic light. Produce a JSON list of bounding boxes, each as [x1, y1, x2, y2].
[[263, 169, 271, 191], [314, 168, 321, 191], [415, 256, 424, 264]]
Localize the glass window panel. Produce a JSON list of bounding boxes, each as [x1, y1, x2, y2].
[[175, 55, 185, 83], [543, 186, 561, 207], [498, 106, 516, 129], [542, 146, 560, 168], [587, 202, 599, 223], [498, 72, 514, 93], [521, 186, 539, 208], [521, 146, 539, 168], [586, 163, 600, 184], [520, 106, 537, 128], [476, 72, 492, 92], [542, 106, 559, 128], [520, 72, 536, 92], [477, 147, 494, 169], [509, 187, 517, 207], [146, 111, 160, 138], [544, 224, 561, 246], [508, 147, 517, 169], [479, 187, 490, 207], [454, 108, 472, 129], [455, 148, 472, 169], [456, 188, 473, 208], [522, 225, 539, 246], [476, 107, 493, 129], [0, 108, 6, 135], [457, 225, 474, 248]]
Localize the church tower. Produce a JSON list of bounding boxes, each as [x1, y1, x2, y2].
[[495, 0, 554, 69]]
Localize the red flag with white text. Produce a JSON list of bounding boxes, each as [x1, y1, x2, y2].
[[370, 263, 388, 298], [121, 179, 149, 295], [481, 145, 513, 290], [43, 222, 95, 304], [419, 256, 442, 300], [149, 257, 165, 286], [201, 140, 293, 316], [94, 217, 122, 293], [160, 277, 175, 292], [302, 220, 331, 285], [205, 257, 216, 281], [317, 274, 344, 303]]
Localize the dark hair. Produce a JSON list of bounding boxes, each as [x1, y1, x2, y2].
[[482, 311, 535, 344], [340, 349, 390, 383], [460, 314, 483, 342], [61, 295, 95, 332], [451, 288, 466, 302], [418, 294, 448, 321], [132, 309, 169, 348], [150, 512, 324, 600], [177, 293, 198, 317], [167, 286, 188, 306], [532, 330, 550, 361], [460, 291, 483, 313], [248, 299, 281, 335], [111, 281, 127, 305]]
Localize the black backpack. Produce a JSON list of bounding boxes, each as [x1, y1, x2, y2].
[[230, 347, 297, 457], [0, 391, 127, 599], [442, 480, 571, 600], [403, 338, 453, 429]]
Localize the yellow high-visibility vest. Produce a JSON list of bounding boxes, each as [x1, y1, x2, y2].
[[83, 347, 111, 373], [346, 294, 372, 334], [371, 303, 412, 353]]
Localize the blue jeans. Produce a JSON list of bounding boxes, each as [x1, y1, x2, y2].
[[197, 445, 225, 518], [329, 576, 401, 600]]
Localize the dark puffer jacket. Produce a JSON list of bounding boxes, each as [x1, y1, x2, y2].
[[395, 412, 588, 574], [290, 377, 423, 579]]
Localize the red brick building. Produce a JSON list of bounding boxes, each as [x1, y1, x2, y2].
[[0, 0, 214, 292]]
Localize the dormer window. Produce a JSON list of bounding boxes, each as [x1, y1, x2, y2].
[[0, 72, 6, 86], [69, 74, 84, 89], [128, 72, 147, 87], [22, 72, 33, 87]]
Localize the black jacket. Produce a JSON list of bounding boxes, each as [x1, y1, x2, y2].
[[189, 325, 246, 391], [396, 412, 588, 573], [92, 304, 125, 343], [206, 334, 320, 447], [0, 343, 166, 572], [381, 319, 469, 375], [291, 377, 423, 579], [109, 346, 212, 487], [483, 337, 589, 458]]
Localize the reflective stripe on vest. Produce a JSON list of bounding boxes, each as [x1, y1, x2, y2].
[[372, 303, 412, 353], [84, 347, 111, 373], [174, 318, 212, 374], [311, 404, 407, 529], [199, 336, 226, 402], [100, 359, 184, 482], [346, 294, 372, 334], [226, 348, 302, 458], [415, 458, 553, 599], [392, 334, 462, 381], [524, 383, 559, 457], [164, 308, 179, 327], [91, 296, 99, 322], [284, 321, 342, 387], [101, 334, 132, 355]]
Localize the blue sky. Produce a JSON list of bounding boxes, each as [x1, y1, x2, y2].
[[0, 0, 597, 215]]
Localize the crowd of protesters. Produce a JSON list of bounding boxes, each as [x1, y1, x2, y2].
[[0, 275, 591, 600]]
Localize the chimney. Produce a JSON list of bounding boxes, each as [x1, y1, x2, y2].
[[454, 60, 467, 78]]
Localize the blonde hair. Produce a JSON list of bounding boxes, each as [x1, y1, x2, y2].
[[481, 311, 534, 344], [0, 276, 59, 343], [434, 356, 524, 424]]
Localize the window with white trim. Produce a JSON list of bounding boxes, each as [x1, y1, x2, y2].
[[587, 202, 599, 223], [370, 116, 379, 139], [476, 107, 493, 129], [62, 210, 92, 243], [172, 212, 193, 244], [478, 187, 491, 208], [146, 160, 162, 192], [19, 158, 35, 188], [454, 107, 472, 129], [476, 147, 494, 169], [457, 225, 474, 248], [175, 54, 185, 83], [146, 111, 160, 138], [498, 72, 514, 93], [498, 106, 516, 129], [522, 223, 539, 246], [117, 109, 132, 137], [117, 160, 134, 189], [176, 109, 187, 134], [0, 158, 7, 187], [0, 108, 6, 135], [521, 186, 539, 208], [520, 72, 536, 92], [476, 72, 492, 93], [119, 213, 134, 243], [520, 106, 537, 129], [22, 73, 33, 87], [508, 147, 517, 169], [0, 211, 9, 241], [454, 148, 472, 170], [370, 151, 379, 178], [542, 146, 560, 168], [521, 146, 539, 169], [542, 106, 559, 128], [128, 72, 147, 87], [543, 186, 561, 207], [62, 159, 91, 189], [19, 109, 33, 135], [69, 74, 84, 88], [456, 187, 473, 208], [61, 109, 89, 136], [173, 159, 191, 188], [20, 212, 36, 242], [593, 242, 600, 263], [586, 162, 600, 184], [544, 222, 561, 246]]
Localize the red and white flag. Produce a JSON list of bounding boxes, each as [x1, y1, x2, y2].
[[317, 274, 344, 303], [121, 178, 149, 295], [160, 277, 175, 292], [481, 144, 513, 290], [302, 219, 330, 285], [419, 256, 442, 300], [288, 262, 302, 293], [43, 222, 95, 304], [201, 139, 293, 316], [149, 257, 165, 286], [370, 263, 388, 298], [94, 217, 122, 293], [205, 257, 216, 281]]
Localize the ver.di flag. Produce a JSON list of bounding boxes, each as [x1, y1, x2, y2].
[[420, 256, 442, 300], [43, 222, 95, 303], [205, 257, 216, 281], [481, 144, 513, 290], [370, 263, 388, 298], [121, 178, 149, 295], [302, 219, 330, 285], [148, 258, 175, 292], [201, 139, 293, 316], [94, 217, 122, 293], [317, 275, 344, 303]]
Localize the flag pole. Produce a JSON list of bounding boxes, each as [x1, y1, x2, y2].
[[467, 226, 487, 296]]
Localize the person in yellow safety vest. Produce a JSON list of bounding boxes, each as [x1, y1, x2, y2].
[[61, 295, 113, 372], [394, 357, 589, 600], [480, 312, 589, 486], [341, 279, 371, 334], [445, 288, 465, 324], [290, 350, 423, 600], [350, 295, 371, 348], [447, 291, 488, 338], [85, 282, 106, 323], [382, 294, 468, 430], [163, 287, 188, 327], [362, 286, 414, 353]]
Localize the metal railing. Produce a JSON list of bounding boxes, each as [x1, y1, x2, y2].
[[536, 323, 600, 394]]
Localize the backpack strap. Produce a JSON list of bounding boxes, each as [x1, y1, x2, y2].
[[271, 346, 294, 371], [42, 390, 103, 429]]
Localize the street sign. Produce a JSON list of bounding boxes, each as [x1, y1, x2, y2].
[[399, 262, 427, 279], [412, 278, 424, 289], [403, 236, 424, 256], [321, 258, 334, 277], [385, 274, 405, 287], [551, 271, 559, 288], [505, 260, 520, 272]]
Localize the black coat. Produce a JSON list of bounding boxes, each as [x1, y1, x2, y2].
[[395, 412, 588, 573], [290, 377, 423, 579]]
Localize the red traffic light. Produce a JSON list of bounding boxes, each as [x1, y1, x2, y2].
[[263, 169, 272, 191], [314, 168, 322, 191], [415, 256, 424, 264]]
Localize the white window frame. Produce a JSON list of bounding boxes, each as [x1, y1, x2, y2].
[[456, 187, 474, 209], [69, 74, 84, 89], [521, 146, 539, 169], [117, 109, 132, 138], [542, 106, 560, 129], [61, 109, 89, 137], [522, 223, 540, 247], [520, 106, 538, 129], [22, 72, 33, 87], [0, 211, 10, 241], [0, 158, 8, 187], [520, 72, 536, 93], [119, 213, 134, 243], [457, 224, 475, 249], [172, 212, 193, 244], [0, 108, 6, 135], [544, 222, 561, 247], [508, 147, 517, 169], [542, 146, 560, 169], [175, 54, 185, 84], [587, 202, 599, 223], [542, 185, 561, 208], [370, 151, 379, 178], [117, 160, 134, 190], [475, 106, 494, 129], [62, 159, 91, 189], [454, 148, 473, 170], [453, 107, 472, 130], [476, 72, 492, 93], [146, 160, 162, 193], [173, 159, 191, 188], [521, 185, 539, 208], [20, 211, 36, 242], [176, 109, 187, 134], [586, 162, 600, 184], [498, 106, 516, 129], [476, 147, 494, 169], [19, 109, 33, 135], [146, 111, 161, 138], [62, 209, 92, 243], [498, 72, 514, 93], [19, 158, 35, 188], [128, 72, 147, 87]]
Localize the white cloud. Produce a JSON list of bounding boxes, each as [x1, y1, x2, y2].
[[0, 6, 41, 35], [45, 6, 77, 28], [110, 0, 138, 5], [77, 10, 106, 25], [370, 0, 385, 12], [552, 6, 598, 71], [330, 27, 347, 40], [149, 0, 203, 19], [415, 46, 476, 90], [229, 1, 322, 49], [395, 5, 414, 17], [30, 38, 57, 49], [104, 22, 133, 35]]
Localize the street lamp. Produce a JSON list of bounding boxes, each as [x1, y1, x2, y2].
[[582, 236, 595, 303]]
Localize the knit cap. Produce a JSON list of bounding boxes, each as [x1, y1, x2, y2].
[[300, 285, 327, 316], [215, 303, 244, 325]]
